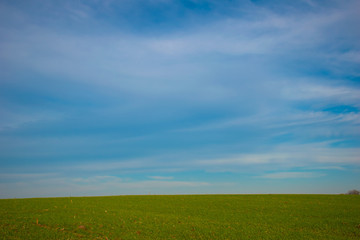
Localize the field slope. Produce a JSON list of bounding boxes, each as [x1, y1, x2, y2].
[[1, 194, 359, 239]]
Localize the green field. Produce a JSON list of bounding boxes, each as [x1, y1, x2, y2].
[[1, 194, 359, 239]]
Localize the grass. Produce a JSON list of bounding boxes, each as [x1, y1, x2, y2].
[[0, 194, 359, 239]]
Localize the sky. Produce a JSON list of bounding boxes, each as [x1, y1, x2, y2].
[[0, 0, 359, 198]]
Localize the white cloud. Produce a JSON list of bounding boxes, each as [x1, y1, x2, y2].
[[173, 105, 360, 137], [0, 110, 64, 132], [35, 141, 360, 175], [0, 175, 211, 198], [306, 166, 345, 171], [72, 175, 122, 184], [194, 142, 360, 172], [69, 159, 153, 171], [0, 172, 58, 179], [281, 82, 360, 104], [145, 9, 342, 56], [259, 171, 325, 179], [148, 176, 174, 180]]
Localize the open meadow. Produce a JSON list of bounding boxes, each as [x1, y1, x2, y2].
[[1, 194, 359, 239]]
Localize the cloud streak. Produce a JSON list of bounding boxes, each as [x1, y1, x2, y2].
[[259, 172, 326, 179]]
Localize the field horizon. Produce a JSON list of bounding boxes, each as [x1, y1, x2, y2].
[[0, 192, 353, 200], [1, 194, 359, 239]]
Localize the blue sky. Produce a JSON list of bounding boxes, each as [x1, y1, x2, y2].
[[0, 0, 359, 198]]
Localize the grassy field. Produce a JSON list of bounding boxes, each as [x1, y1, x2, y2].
[[0, 194, 359, 239]]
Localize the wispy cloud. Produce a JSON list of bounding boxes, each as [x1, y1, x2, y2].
[[259, 172, 326, 179], [306, 166, 346, 171], [34, 141, 358, 176], [0, 172, 59, 179], [194, 142, 360, 172], [0, 174, 211, 198], [148, 176, 174, 180], [281, 82, 360, 104]]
